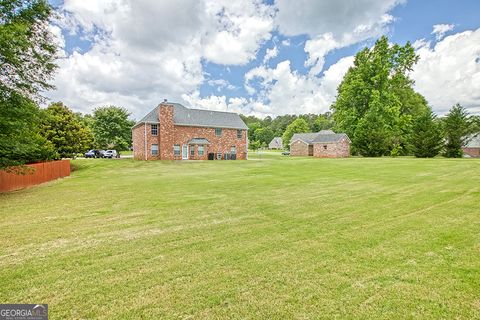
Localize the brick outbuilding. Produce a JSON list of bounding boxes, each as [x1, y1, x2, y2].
[[462, 133, 480, 157], [290, 130, 350, 158], [132, 102, 248, 160]]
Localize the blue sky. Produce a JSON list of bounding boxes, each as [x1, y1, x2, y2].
[[47, 0, 480, 119]]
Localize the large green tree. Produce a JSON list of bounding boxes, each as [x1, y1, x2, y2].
[[312, 112, 335, 131], [410, 109, 443, 158], [91, 106, 135, 151], [1, 0, 57, 98], [254, 127, 274, 147], [332, 36, 428, 156], [443, 104, 470, 158], [40, 102, 93, 158], [282, 118, 310, 149], [0, 92, 56, 169], [0, 0, 58, 170]]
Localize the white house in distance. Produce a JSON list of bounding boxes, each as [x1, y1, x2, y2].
[[269, 137, 283, 150]]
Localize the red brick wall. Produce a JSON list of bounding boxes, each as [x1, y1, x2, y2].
[[132, 104, 247, 160], [132, 123, 161, 160], [313, 140, 350, 158], [159, 105, 175, 160], [172, 126, 247, 160], [290, 140, 309, 156], [132, 124, 145, 160], [462, 147, 480, 158]]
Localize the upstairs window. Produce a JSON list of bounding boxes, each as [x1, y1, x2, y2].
[[151, 124, 158, 135], [151, 144, 158, 155], [237, 129, 242, 139], [173, 144, 180, 156], [215, 128, 222, 136]]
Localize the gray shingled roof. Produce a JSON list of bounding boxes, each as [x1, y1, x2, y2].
[[188, 138, 210, 145], [290, 133, 321, 144], [290, 131, 350, 144], [312, 133, 350, 143], [134, 102, 248, 130]]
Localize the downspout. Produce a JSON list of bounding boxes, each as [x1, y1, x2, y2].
[[144, 122, 147, 160]]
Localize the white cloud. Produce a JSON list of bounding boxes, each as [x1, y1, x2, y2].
[[275, 0, 402, 74], [432, 24, 455, 41], [207, 79, 236, 91], [202, 0, 274, 65], [263, 46, 279, 64], [275, 0, 403, 37], [232, 56, 354, 116], [412, 28, 480, 115]]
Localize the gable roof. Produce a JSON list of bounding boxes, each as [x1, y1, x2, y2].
[[134, 102, 248, 130], [269, 137, 283, 146], [290, 131, 350, 145]]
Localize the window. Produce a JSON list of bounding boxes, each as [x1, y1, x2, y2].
[[231, 146, 237, 154], [215, 128, 222, 136], [198, 146, 204, 156], [151, 144, 158, 156], [237, 129, 242, 139], [174, 144, 180, 156], [190, 146, 195, 156], [323, 145, 327, 150], [151, 124, 158, 135]]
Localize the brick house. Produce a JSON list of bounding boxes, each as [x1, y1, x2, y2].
[[462, 133, 480, 157], [132, 102, 248, 160], [290, 130, 351, 158]]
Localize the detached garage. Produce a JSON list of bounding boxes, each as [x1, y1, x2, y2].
[[290, 130, 351, 158]]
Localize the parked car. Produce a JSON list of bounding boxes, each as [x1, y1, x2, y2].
[[281, 151, 290, 156], [85, 149, 104, 158], [103, 150, 119, 158]]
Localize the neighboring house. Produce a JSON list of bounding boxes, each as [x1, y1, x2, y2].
[[290, 130, 351, 158], [463, 133, 480, 157], [269, 137, 283, 149], [132, 101, 248, 160]]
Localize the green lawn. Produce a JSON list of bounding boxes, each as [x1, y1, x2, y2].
[[1, 154, 479, 319]]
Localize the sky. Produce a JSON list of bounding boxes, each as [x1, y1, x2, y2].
[[46, 0, 480, 120]]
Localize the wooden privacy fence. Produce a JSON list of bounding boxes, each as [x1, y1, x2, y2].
[[0, 160, 70, 192]]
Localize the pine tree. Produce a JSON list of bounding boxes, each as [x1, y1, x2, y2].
[[443, 104, 470, 158], [411, 110, 443, 158]]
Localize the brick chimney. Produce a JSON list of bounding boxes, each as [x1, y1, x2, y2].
[[158, 103, 174, 160]]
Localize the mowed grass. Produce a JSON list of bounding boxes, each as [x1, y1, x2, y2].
[[0, 154, 479, 319]]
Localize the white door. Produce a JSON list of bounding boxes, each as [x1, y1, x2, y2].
[[182, 145, 189, 160]]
